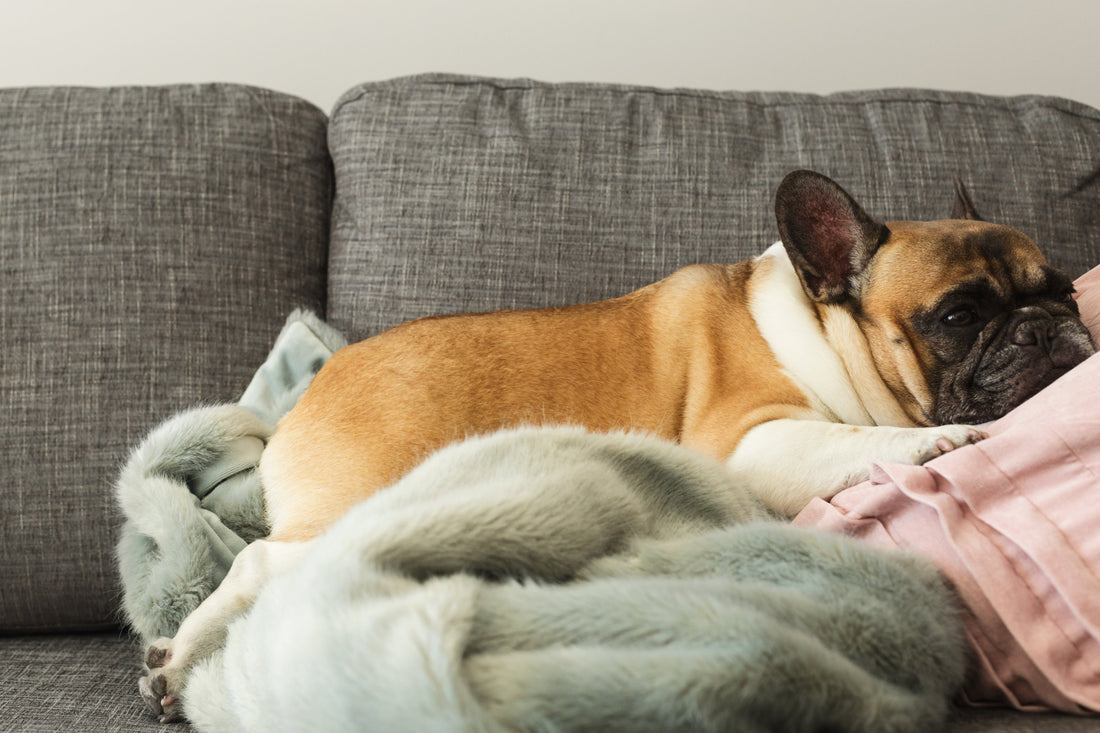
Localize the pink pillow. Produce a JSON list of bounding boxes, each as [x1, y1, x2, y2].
[[795, 265, 1100, 714]]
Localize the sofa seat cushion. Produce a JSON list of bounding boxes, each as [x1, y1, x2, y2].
[[0, 633, 194, 732], [325, 74, 1100, 341], [0, 85, 333, 632]]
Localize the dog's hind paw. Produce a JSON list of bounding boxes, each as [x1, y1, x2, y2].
[[139, 639, 186, 723]]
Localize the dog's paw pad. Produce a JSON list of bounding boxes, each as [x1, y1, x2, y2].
[[138, 670, 185, 723], [917, 426, 986, 463], [145, 643, 171, 670], [139, 640, 185, 723]]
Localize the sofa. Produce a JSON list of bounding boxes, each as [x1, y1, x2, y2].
[[2, 74, 1099, 731]]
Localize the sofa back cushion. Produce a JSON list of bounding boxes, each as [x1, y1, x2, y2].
[[0, 85, 332, 631], [326, 74, 1100, 341]]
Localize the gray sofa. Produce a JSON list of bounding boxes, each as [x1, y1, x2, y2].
[[2, 74, 1099, 731]]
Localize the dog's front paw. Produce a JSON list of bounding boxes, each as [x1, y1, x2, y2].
[[911, 424, 986, 464], [139, 638, 186, 724]]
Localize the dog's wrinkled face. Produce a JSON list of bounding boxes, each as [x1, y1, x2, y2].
[[775, 170, 1096, 426], [861, 220, 1095, 424]]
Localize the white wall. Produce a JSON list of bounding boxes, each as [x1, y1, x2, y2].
[[2, 0, 1098, 114]]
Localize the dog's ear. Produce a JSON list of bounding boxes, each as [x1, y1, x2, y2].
[[774, 170, 889, 304], [950, 177, 984, 221]]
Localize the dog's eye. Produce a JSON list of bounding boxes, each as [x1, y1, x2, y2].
[[942, 307, 979, 327]]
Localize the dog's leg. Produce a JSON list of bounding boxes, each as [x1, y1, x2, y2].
[[138, 539, 310, 723], [727, 419, 985, 516]]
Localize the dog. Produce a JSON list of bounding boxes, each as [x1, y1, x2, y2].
[[138, 169, 1095, 721], [259, 169, 1094, 532]]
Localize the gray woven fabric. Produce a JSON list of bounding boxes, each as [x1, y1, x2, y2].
[[0, 633, 195, 732], [0, 85, 333, 632], [327, 74, 1100, 341]]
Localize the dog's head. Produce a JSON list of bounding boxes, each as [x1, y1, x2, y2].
[[775, 169, 1095, 424]]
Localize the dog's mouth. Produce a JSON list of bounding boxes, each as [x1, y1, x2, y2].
[[933, 313, 1095, 424], [946, 365, 1070, 424]]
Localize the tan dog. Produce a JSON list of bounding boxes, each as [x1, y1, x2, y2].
[[260, 169, 1093, 535], [139, 170, 1095, 722]]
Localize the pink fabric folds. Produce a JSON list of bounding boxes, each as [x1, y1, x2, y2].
[[795, 265, 1100, 714]]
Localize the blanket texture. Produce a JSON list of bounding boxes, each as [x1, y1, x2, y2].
[[170, 427, 966, 733]]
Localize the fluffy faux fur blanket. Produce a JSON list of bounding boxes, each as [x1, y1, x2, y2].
[[187, 520, 965, 732]]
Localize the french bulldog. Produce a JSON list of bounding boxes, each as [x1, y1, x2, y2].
[[259, 169, 1094, 530], [139, 170, 1094, 722]]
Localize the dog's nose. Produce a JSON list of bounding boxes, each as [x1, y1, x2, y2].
[[1009, 308, 1056, 348]]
